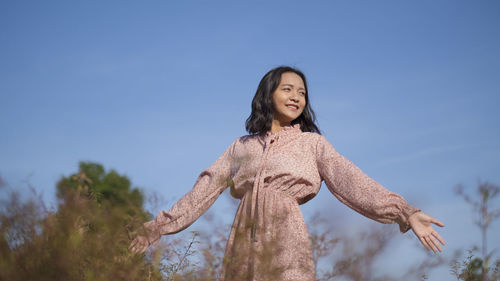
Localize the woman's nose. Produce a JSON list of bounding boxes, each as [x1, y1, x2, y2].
[[290, 93, 300, 101]]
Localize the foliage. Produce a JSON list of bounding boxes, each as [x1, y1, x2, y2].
[[0, 162, 162, 281], [2, 166, 498, 280], [313, 222, 447, 281], [452, 181, 500, 281], [56, 162, 146, 221]]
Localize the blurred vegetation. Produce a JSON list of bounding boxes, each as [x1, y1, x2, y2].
[[451, 181, 500, 281], [0, 163, 499, 280], [56, 162, 146, 221], [0, 162, 163, 281]]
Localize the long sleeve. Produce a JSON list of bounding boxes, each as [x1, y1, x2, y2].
[[143, 139, 237, 245], [315, 135, 419, 233]]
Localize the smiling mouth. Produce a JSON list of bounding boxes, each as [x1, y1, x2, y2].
[[286, 104, 299, 110]]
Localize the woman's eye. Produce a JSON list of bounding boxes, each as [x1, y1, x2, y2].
[[283, 87, 291, 91], [299, 92, 306, 96]]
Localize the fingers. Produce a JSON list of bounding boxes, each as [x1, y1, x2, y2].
[[419, 232, 445, 253], [432, 231, 446, 246], [422, 236, 440, 253], [129, 237, 149, 254], [419, 236, 431, 251], [129, 239, 137, 251], [428, 235, 442, 252], [423, 236, 436, 253], [130, 243, 146, 254], [129, 239, 139, 253], [131, 244, 144, 254]]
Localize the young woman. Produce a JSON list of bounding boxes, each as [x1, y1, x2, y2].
[[130, 66, 445, 281]]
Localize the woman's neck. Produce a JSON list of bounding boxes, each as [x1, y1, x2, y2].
[[270, 119, 291, 133]]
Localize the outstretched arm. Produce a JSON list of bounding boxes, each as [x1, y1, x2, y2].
[[129, 139, 237, 254], [315, 135, 446, 252], [315, 135, 419, 232], [409, 211, 446, 253]]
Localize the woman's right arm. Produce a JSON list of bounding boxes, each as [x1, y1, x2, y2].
[[129, 138, 237, 254]]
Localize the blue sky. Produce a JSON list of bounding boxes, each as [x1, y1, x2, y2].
[[1, 0, 499, 279]]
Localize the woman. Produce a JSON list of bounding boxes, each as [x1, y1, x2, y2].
[[130, 66, 445, 281]]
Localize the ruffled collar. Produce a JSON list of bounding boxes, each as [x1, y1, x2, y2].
[[265, 123, 301, 138]]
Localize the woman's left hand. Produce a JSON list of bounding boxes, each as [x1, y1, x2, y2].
[[408, 211, 446, 253]]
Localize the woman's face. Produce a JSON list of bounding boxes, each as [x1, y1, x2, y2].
[[272, 72, 306, 125]]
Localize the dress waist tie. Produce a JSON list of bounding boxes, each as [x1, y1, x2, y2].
[[249, 136, 277, 242]]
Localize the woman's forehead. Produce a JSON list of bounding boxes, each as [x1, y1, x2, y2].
[[280, 72, 305, 88]]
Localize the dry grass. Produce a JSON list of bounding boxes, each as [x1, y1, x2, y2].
[[2, 173, 495, 280]]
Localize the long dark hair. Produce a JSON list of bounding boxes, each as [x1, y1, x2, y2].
[[245, 66, 321, 135]]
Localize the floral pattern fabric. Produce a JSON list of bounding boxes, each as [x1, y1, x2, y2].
[[143, 124, 419, 281]]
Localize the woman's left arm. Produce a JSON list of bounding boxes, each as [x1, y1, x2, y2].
[[315, 135, 445, 251]]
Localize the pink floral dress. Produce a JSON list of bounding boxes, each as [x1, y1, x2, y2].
[[143, 124, 419, 281]]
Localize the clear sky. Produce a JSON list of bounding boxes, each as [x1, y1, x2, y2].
[[1, 0, 499, 279]]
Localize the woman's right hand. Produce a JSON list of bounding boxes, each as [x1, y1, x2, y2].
[[129, 235, 150, 254]]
